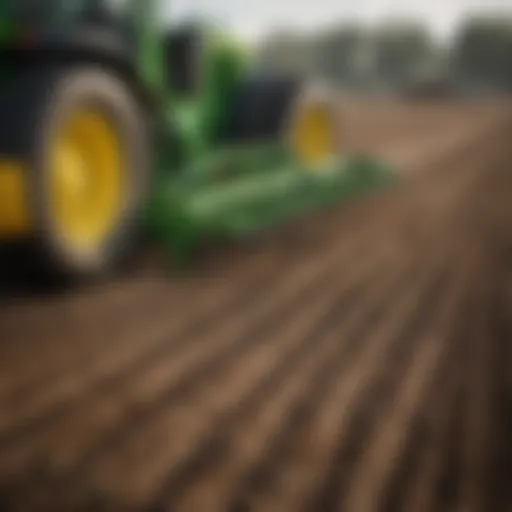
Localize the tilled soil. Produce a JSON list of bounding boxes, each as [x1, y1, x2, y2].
[[1, 102, 512, 511]]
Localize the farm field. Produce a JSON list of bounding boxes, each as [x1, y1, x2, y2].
[[1, 99, 511, 511]]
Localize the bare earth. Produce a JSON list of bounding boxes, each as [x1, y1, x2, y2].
[[1, 99, 512, 512]]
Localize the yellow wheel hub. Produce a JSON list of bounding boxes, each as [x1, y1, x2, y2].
[[291, 104, 336, 168], [50, 108, 123, 251], [0, 162, 31, 235]]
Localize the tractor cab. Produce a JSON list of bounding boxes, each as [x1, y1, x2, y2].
[[0, 0, 131, 37], [0, 0, 219, 90], [0, 0, 243, 132], [1, 0, 132, 25]]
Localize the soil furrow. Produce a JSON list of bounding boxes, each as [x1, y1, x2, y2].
[[201, 238, 454, 512], [170, 248, 431, 512]]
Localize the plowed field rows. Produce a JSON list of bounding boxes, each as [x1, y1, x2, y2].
[[1, 101, 511, 511]]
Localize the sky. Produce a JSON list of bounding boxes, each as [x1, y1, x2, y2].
[[168, 0, 512, 42]]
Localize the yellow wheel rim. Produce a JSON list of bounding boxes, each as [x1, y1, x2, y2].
[[50, 108, 123, 251], [291, 104, 336, 168]]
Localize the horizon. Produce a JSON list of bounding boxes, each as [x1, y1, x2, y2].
[[168, 0, 512, 44]]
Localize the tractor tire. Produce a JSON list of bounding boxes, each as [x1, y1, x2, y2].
[[224, 75, 342, 167], [0, 65, 152, 283], [223, 75, 302, 140]]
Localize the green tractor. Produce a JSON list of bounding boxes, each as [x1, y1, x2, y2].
[[0, 0, 393, 280]]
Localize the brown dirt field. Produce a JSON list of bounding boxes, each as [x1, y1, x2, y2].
[[1, 100, 512, 512]]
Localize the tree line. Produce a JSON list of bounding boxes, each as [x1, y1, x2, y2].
[[255, 16, 512, 93]]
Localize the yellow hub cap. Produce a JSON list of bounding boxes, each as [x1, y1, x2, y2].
[[50, 108, 123, 251], [291, 104, 336, 168], [0, 162, 31, 235]]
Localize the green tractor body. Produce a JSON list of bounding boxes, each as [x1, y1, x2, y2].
[[0, 0, 395, 278]]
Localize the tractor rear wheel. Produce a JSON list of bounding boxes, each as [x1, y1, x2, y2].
[[285, 82, 342, 168], [0, 65, 151, 282], [224, 76, 341, 168]]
